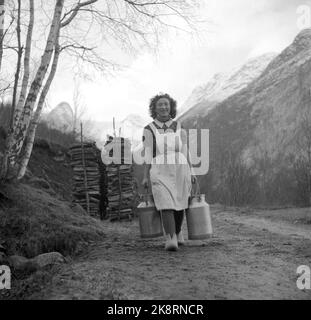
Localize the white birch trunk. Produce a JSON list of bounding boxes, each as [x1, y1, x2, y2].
[[13, 0, 34, 129], [11, 0, 64, 161], [17, 26, 61, 180], [0, 0, 4, 72], [0, 0, 64, 181], [11, 0, 22, 120]]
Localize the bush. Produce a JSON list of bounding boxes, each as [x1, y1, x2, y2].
[[35, 122, 77, 148], [0, 183, 106, 258]]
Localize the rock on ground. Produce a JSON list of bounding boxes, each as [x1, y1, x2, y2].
[[32, 252, 66, 268]]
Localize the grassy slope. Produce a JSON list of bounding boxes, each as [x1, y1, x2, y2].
[[0, 130, 106, 259], [0, 183, 106, 258], [0, 127, 108, 299]]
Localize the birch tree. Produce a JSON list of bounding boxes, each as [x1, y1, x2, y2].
[[17, 25, 61, 179], [0, 0, 64, 180], [0, 0, 201, 181], [0, 0, 5, 72], [11, 0, 64, 159], [13, 0, 34, 128]]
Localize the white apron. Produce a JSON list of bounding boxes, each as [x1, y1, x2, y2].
[[149, 121, 192, 211]]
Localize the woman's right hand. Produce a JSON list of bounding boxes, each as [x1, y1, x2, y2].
[[141, 177, 149, 189], [191, 175, 197, 184]]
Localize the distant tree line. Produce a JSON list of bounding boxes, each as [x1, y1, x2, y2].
[[197, 87, 311, 208]]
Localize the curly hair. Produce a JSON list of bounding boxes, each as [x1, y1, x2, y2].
[[148, 93, 177, 119]]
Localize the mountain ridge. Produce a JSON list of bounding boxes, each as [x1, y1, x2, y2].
[[178, 52, 278, 120], [181, 28, 311, 206]]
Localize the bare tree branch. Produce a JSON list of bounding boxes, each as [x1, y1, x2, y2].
[[0, 0, 5, 72], [60, 43, 95, 52], [3, 44, 18, 52], [0, 82, 11, 95], [61, 0, 98, 28]]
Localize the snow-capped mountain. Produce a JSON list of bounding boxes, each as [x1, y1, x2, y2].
[[178, 53, 277, 119], [119, 113, 148, 146], [46, 102, 73, 132], [45, 101, 147, 147], [181, 29, 311, 205]]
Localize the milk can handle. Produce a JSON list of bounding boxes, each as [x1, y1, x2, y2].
[[143, 185, 149, 206], [191, 178, 200, 198]]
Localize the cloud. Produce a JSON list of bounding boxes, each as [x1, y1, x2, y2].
[[50, 0, 306, 122]]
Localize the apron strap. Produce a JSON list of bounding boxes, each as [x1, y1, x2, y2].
[[149, 122, 158, 137], [176, 121, 181, 133]]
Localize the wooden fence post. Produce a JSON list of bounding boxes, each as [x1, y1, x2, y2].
[[80, 122, 90, 215]]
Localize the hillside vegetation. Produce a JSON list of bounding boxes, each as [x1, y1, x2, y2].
[[181, 29, 311, 207], [0, 115, 106, 259]]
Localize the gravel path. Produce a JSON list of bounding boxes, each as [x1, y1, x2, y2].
[[33, 208, 311, 300]]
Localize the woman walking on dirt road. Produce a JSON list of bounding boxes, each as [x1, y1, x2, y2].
[[141, 93, 197, 251]]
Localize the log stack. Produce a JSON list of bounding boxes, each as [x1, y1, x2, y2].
[[104, 136, 135, 221], [69, 141, 106, 218]]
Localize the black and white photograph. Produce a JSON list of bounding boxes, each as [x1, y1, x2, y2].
[[0, 0, 311, 304]]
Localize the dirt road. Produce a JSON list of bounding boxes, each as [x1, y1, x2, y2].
[[33, 207, 311, 300]]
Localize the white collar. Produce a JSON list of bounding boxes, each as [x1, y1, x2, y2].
[[154, 118, 173, 128]]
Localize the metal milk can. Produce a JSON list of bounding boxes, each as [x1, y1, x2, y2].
[[137, 188, 163, 239], [186, 181, 213, 240]]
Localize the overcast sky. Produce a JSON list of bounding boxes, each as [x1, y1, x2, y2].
[[48, 0, 309, 122]]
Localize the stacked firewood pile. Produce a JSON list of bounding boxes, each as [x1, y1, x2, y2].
[[104, 136, 136, 221], [69, 134, 137, 221], [69, 141, 106, 218]]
